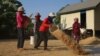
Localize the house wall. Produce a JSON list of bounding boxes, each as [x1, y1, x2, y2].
[[95, 4, 100, 30], [86, 9, 95, 30], [60, 12, 80, 29], [60, 10, 95, 30]]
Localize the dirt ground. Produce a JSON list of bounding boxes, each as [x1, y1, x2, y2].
[[0, 39, 100, 56]]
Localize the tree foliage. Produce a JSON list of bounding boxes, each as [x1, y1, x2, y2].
[[0, 0, 22, 37]]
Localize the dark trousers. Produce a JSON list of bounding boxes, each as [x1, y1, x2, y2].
[[17, 28, 25, 48], [34, 31, 41, 47], [34, 31, 48, 49]]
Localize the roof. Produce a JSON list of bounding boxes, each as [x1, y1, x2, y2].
[[58, 0, 100, 14]]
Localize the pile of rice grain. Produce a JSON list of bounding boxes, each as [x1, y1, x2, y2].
[[79, 37, 97, 45]]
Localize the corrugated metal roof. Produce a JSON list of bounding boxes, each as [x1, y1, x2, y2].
[[59, 0, 100, 14]]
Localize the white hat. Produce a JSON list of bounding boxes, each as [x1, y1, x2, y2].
[[49, 12, 56, 17], [17, 6, 24, 11], [35, 12, 41, 17]]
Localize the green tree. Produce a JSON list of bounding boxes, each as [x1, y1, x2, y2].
[[0, 0, 22, 38], [54, 13, 60, 25]]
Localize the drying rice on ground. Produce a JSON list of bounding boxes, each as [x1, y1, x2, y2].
[[79, 37, 97, 45], [0, 39, 100, 56]]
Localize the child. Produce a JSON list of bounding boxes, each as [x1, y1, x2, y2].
[[72, 18, 80, 43]]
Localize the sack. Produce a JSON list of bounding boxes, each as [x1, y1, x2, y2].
[[23, 16, 30, 28], [30, 36, 34, 45], [49, 25, 87, 55]]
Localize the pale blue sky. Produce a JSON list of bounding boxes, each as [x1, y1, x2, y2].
[[19, 0, 82, 19]]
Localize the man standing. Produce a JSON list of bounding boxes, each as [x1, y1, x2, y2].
[[34, 12, 42, 48], [16, 6, 29, 51], [34, 12, 56, 50]]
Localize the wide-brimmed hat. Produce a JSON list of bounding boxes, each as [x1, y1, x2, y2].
[[35, 12, 41, 17], [49, 12, 56, 17], [17, 6, 24, 11]]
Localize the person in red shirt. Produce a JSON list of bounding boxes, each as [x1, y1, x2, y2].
[[72, 18, 81, 43], [16, 6, 30, 51], [34, 12, 56, 50]]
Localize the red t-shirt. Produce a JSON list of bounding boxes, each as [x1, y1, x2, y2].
[[16, 11, 30, 28], [39, 18, 50, 32], [72, 22, 80, 35], [16, 11, 24, 28]]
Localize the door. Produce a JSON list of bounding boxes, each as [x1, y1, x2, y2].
[[80, 10, 86, 28]]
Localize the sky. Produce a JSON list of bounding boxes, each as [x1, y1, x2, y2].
[[19, 0, 82, 19]]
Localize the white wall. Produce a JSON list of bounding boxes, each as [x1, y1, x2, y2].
[[60, 9, 95, 30], [60, 12, 80, 29], [86, 9, 95, 30]]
